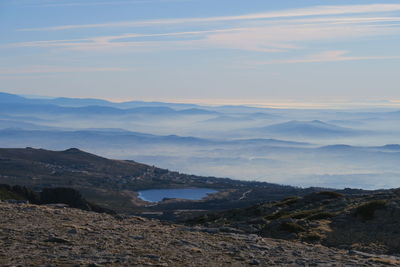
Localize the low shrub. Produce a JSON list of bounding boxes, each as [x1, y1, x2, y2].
[[265, 211, 289, 220], [287, 209, 319, 219], [280, 222, 305, 233], [274, 196, 300, 207], [316, 191, 344, 199], [307, 211, 336, 220], [355, 200, 387, 220], [302, 232, 322, 242]]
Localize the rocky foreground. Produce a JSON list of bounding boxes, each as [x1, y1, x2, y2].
[[1, 202, 399, 266]]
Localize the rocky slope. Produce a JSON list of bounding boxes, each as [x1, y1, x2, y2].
[[187, 190, 400, 256], [1, 202, 399, 266]]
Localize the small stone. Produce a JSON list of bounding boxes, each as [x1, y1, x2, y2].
[[67, 228, 78, 234], [44, 237, 70, 244], [130, 235, 145, 240], [249, 259, 260, 265], [144, 254, 160, 260]]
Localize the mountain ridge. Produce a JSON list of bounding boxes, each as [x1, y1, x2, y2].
[[0, 147, 316, 215], [251, 120, 363, 138]]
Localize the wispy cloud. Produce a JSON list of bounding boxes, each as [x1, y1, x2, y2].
[[201, 21, 400, 53], [4, 3, 400, 67], [7, 0, 191, 8], [9, 18, 400, 53], [0, 66, 135, 75], [18, 4, 400, 31], [9, 28, 242, 48], [251, 51, 400, 65]]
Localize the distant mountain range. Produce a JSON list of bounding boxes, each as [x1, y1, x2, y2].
[[0, 128, 213, 149], [202, 112, 281, 123], [0, 127, 314, 150], [252, 120, 364, 138], [0, 92, 201, 110], [0, 120, 58, 131], [0, 92, 221, 118], [1, 91, 400, 190], [0, 102, 217, 117]]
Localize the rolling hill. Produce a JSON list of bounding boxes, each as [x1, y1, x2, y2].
[[6, 92, 199, 109], [253, 120, 361, 138], [0, 147, 313, 215]]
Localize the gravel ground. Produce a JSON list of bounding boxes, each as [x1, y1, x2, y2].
[[0, 202, 398, 267]]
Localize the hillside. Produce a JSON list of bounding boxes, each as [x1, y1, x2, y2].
[[253, 120, 360, 138], [0, 201, 397, 266], [0, 147, 313, 215], [187, 190, 400, 256]]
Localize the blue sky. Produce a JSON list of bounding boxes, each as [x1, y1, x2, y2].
[[1, 0, 400, 106]]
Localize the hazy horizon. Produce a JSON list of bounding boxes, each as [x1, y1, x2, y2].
[[1, 0, 400, 103], [5, 91, 400, 110]]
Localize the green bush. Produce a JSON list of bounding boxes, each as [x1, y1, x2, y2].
[[0, 184, 40, 203], [0, 188, 23, 200], [355, 200, 387, 220]]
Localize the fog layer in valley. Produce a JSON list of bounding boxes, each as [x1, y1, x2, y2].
[[1, 92, 400, 189]]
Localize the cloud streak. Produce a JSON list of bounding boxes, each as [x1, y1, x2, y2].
[[7, 0, 191, 8], [9, 28, 242, 48], [18, 4, 400, 31], [251, 51, 400, 65], [0, 66, 135, 75], [8, 18, 400, 53]]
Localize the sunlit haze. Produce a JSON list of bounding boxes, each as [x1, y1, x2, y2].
[[1, 0, 400, 104]]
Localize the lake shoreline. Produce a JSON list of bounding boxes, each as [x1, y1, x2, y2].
[[137, 188, 219, 202]]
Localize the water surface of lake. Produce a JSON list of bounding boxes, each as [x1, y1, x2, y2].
[[138, 188, 217, 202]]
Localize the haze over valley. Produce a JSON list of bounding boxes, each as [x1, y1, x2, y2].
[[2, 92, 400, 189]]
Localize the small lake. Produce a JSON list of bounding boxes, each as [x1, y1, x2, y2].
[[138, 188, 217, 202]]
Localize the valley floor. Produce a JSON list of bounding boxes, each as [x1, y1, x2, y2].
[[0, 202, 398, 266]]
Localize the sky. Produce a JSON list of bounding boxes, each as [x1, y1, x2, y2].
[[1, 0, 400, 105]]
